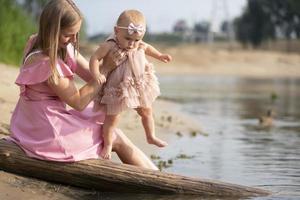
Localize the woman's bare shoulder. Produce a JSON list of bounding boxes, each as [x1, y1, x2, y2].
[[23, 52, 49, 67]]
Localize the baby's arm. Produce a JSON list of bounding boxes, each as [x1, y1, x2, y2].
[[89, 42, 113, 84], [143, 42, 172, 63]]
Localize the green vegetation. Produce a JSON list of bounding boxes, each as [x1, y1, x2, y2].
[[0, 0, 86, 66], [234, 0, 300, 47], [0, 0, 37, 65]]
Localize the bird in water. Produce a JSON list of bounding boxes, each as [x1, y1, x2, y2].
[[258, 109, 275, 127]]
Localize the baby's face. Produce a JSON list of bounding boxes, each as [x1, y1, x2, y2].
[[115, 26, 144, 50]]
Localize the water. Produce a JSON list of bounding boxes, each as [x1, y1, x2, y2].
[[155, 75, 300, 199], [74, 75, 300, 199], [1, 64, 298, 199]]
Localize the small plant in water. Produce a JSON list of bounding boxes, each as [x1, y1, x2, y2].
[[157, 160, 173, 171], [150, 154, 161, 160], [190, 130, 197, 137], [167, 159, 173, 164], [176, 153, 195, 159], [270, 91, 278, 104], [176, 131, 183, 137]]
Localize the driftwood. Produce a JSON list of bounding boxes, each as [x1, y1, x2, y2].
[[0, 139, 270, 197]]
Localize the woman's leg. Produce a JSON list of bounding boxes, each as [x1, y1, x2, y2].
[[101, 114, 120, 159], [112, 129, 158, 170], [135, 107, 167, 147]]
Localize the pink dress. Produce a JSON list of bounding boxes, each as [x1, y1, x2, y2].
[[8, 36, 119, 162], [98, 36, 160, 115]]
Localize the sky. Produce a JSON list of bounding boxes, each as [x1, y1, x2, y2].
[[73, 0, 247, 36]]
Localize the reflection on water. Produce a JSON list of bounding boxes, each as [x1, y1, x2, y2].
[[156, 75, 300, 200]]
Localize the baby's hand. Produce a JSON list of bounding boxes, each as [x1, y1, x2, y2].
[[95, 74, 106, 85], [159, 54, 172, 63]]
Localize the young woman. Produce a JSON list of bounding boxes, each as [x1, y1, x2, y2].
[[8, 0, 157, 170]]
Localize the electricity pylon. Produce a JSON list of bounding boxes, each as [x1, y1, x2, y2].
[[208, 0, 234, 44]]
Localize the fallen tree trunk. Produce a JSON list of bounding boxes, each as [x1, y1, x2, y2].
[[0, 139, 270, 197]]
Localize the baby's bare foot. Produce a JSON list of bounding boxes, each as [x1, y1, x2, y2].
[[100, 144, 112, 160], [147, 136, 168, 147]]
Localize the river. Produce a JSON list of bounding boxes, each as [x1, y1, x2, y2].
[[100, 75, 300, 200], [91, 75, 300, 199], [152, 75, 300, 200]]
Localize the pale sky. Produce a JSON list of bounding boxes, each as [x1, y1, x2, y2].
[[73, 0, 247, 36]]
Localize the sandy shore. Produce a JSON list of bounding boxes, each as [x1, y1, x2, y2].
[[0, 45, 300, 199], [81, 42, 300, 78], [152, 44, 300, 78]]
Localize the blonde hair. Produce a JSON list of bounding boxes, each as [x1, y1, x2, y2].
[[117, 10, 146, 27], [30, 0, 82, 84]]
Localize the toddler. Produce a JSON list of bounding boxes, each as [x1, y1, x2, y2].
[[90, 9, 172, 159]]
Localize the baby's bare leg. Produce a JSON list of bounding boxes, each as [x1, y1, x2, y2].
[[101, 114, 120, 159], [135, 107, 167, 147]]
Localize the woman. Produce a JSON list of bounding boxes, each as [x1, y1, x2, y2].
[[8, 0, 157, 170]]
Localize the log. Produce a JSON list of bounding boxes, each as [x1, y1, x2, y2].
[[0, 139, 270, 197]]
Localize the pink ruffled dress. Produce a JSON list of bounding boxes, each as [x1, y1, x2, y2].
[[99, 36, 160, 115], [8, 36, 119, 162]]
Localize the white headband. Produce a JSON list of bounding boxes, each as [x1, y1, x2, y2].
[[116, 23, 145, 35]]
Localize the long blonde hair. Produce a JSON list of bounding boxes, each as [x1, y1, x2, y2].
[[30, 0, 82, 84]]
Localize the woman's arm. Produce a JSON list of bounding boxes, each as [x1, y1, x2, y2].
[[49, 43, 126, 111], [48, 76, 100, 111], [75, 52, 93, 82]]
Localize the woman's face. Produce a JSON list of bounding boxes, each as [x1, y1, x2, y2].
[[59, 20, 82, 48]]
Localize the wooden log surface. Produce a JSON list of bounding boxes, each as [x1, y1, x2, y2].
[[0, 139, 270, 197]]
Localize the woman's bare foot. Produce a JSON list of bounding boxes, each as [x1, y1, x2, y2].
[[147, 136, 168, 147], [100, 144, 112, 159]]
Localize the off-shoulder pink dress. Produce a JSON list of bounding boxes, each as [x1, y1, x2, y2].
[[8, 36, 119, 162], [98, 36, 160, 115]]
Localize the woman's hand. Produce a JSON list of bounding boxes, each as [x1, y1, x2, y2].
[[101, 45, 127, 77]]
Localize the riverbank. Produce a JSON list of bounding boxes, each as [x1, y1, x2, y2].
[[80, 42, 300, 78], [152, 43, 300, 78]]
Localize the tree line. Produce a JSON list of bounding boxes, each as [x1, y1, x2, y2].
[[0, 0, 299, 65], [234, 0, 300, 47]]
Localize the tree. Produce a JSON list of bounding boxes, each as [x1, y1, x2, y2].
[[193, 21, 210, 42], [17, 0, 48, 20], [194, 21, 210, 34], [234, 0, 300, 47], [173, 19, 189, 34], [260, 0, 300, 39], [234, 0, 275, 47], [0, 0, 36, 64]]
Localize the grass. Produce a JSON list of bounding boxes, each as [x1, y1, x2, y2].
[[0, 1, 36, 66]]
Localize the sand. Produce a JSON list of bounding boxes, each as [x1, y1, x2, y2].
[[0, 45, 300, 199]]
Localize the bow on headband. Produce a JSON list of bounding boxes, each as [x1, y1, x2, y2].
[[116, 23, 145, 35]]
